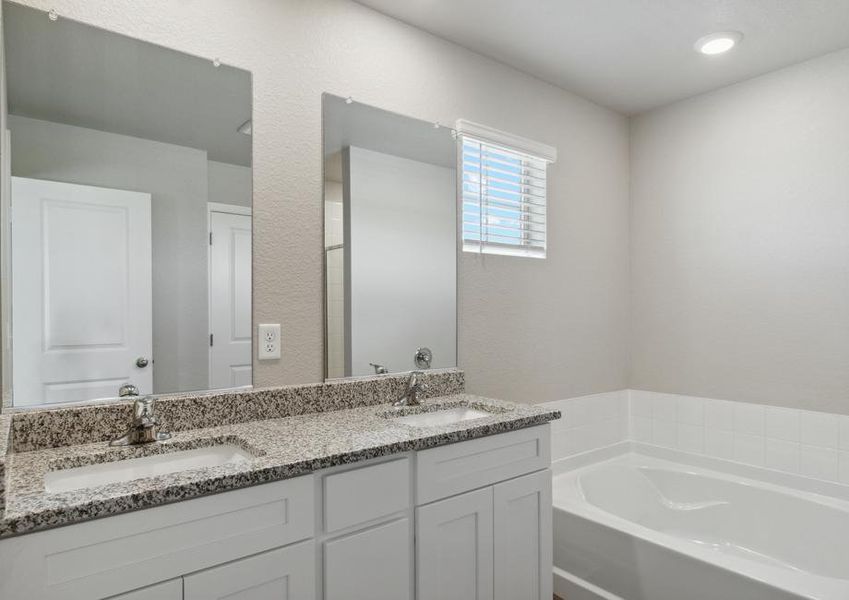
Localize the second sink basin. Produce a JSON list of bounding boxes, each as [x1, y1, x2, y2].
[[384, 401, 509, 428], [44, 444, 254, 493], [394, 407, 492, 427]]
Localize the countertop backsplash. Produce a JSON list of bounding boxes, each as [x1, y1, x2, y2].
[[7, 369, 465, 453]]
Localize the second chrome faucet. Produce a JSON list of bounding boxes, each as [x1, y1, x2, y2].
[[393, 371, 428, 408]]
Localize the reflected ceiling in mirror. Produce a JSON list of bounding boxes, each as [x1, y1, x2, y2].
[[323, 94, 457, 380], [2, 2, 253, 408]]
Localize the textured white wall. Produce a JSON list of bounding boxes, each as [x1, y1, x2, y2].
[[631, 49, 849, 415], [13, 0, 631, 402]]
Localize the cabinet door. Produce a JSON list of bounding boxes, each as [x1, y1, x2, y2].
[[493, 470, 552, 600], [110, 578, 182, 600], [184, 541, 315, 600], [416, 487, 494, 600], [324, 518, 411, 600]]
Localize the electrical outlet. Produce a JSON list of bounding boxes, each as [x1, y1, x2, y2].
[[257, 324, 281, 360]]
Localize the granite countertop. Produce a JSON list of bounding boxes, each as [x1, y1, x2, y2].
[[0, 394, 559, 538]]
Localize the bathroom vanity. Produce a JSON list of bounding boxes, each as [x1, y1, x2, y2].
[[0, 372, 558, 600]]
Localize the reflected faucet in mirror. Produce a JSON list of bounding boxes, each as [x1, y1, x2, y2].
[[118, 383, 139, 398], [414, 347, 432, 370]]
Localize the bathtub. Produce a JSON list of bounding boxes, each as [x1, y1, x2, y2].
[[552, 452, 849, 600]]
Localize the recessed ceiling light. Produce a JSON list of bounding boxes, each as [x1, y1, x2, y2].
[[695, 31, 742, 55]]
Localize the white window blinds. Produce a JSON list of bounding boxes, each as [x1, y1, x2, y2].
[[457, 121, 555, 259]]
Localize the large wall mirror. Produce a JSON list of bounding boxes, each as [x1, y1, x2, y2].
[[323, 94, 457, 379], [1, 2, 253, 408]]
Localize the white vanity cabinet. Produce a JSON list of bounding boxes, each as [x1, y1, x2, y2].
[[0, 476, 316, 600], [318, 457, 414, 600], [493, 470, 553, 600], [415, 425, 552, 600], [417, 487, 495, 600], [323, 517, 412, 600], [0, 424, 552, 600]]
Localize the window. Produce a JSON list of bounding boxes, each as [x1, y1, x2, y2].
[[457, 121, 556, 259]]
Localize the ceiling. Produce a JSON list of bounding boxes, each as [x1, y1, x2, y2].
[[355, 0, 849, 114], [5, 2, 252, 166]]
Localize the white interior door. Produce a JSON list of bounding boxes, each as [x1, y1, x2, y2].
[[11, 177, 152, 406], [208, 205, 252, 389]]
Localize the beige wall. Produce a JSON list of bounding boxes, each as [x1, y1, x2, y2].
[[630, 48, 849, 415], [14, 0, 630, 402]]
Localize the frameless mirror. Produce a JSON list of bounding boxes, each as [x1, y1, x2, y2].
[[1, 2, 253, 408], [323, 94, 457, 379]]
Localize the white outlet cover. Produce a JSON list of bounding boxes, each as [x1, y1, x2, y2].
[[257, 324, 281, 360]]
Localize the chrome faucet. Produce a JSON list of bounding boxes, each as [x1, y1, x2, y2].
[[110, 396, 172, 446], [393, 371, 427, 408]]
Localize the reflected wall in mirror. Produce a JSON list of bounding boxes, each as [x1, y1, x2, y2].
[[2, 2, 253, 408], [323, 95, 457, 379]]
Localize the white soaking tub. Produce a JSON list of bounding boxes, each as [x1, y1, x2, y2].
[[552, 453, 849, 600]]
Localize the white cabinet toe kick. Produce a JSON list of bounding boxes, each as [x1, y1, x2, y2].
[[0, 424, 552, 600]]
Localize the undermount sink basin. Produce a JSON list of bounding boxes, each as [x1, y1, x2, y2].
[[388, 404, 505, 428], [44, 444, 254, 493]]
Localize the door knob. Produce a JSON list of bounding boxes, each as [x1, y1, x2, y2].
[[135, 357, 150, 368]]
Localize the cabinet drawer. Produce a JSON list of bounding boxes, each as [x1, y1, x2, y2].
[[324, 457, 410, 532], [184, 540, 315, 600], [0, 475, 314, 600], [416, 425, 550, 504]]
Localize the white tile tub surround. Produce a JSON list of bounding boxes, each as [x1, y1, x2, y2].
[[541, 391, 629, 461], [629, 390, 849, 485]]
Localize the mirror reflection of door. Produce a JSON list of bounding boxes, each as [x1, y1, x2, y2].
[[11, 177, 153, 406], [3, 2, 253, 407], [208, 204, 252, 389]]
